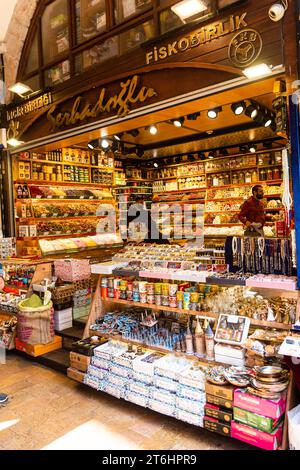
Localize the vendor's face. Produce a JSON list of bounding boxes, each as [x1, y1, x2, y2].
[[255, 187, 264, 199]]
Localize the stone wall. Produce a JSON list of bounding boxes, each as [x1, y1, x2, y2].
[[4, 0, 38, 102]]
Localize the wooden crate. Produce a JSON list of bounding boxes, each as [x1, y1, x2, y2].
[[67, 367, 85, 383], [15, 335, 62, 357], [70, 352, 90, 372]]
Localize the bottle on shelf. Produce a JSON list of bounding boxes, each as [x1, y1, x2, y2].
[[17, 185, 23, 199], [22, 184, 29, 199], [267, 168, 274, 181], [252, 170, 258, 183], [204, 320, 215, 361], [194, 318, 205, 358], [245, 171, 252, 183], [260, 169, 267, 181], [232, 173, 238, 185]]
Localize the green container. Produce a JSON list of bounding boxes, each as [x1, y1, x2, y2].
[[233, 407, 282, 433]]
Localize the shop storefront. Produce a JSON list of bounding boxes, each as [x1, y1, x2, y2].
[[1, 0, 300, 451]]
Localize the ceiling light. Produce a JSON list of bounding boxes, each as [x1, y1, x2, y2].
[[208, 151, 214, 159], [114, 134, 121, 141], [172, 117, 185, 127], [263, 115, 273, 127], [207, 107, 222, 119], [129, 129, 139, 137], [206, 130, 214, 135], [245, 102, 259, 119], [149, 125, 158, 135], [231, 101, 246, 116], [249, 144, 256, 153], [8, 82, 33, 97], [154, 162, 159, 168], [101, 139, 110, 149], [239, 145, 248, 153], [187, 112, 200, 120], [243, 63, 273, 79], [171, 0, 208, 21], [88, 139, 98, 149], [7, 138, 25, 147]]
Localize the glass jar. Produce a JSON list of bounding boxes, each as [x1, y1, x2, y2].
[[260, 169, 267, 181], [245, 171, 252, 183], [232, 173, 238, 185], [252, 170, 258, 183], [212, 175, 219, 186], [273, 167, 281, 180], [267, 168, 274, 181], [238, 172, 245, 183]]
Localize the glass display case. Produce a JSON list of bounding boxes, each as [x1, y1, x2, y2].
[[119, 20, 154, 54], [42, 0, 69, 63], [76, 0, 107, 44], [114, 0, 152, 24], [75, 36, 119, 74]]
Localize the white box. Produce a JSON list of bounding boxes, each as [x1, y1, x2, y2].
[[55, 320, 73, 331], [19, 225, 29, 237], [132, 351, 165, 376], [29, 225, 37, 237], [54, 308, 73, 322], [214, 343, 245, 359]]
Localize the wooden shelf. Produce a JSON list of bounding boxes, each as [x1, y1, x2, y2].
[[101, 298, 293, 330], [90, 330, 223, 366], [17, 215, 107, 222], [14, 180, 111, 188], [205, 194, 281, 202], [17, 232, 98, 240]]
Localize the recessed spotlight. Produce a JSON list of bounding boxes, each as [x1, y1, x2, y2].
[[172, 117, 185, 127], [263, 115, 273, 127], [231, 101, 246, 116], [243, 63, 273, 79], [88, 139, 98, 149], [239, 145, 248, 153], [208, 151, 214, 159], [148, 125, 158, 135], [187, 112, 200, 120], [114, 134, 122, 141], [154, 162, 159, 168], [101, 139, 110, 149], [128, 129, 139, 137], [249, 144, 256, 153], [207, 107, 222, 119], [206, 130, 214, 135], [245, 102, 259, 119]]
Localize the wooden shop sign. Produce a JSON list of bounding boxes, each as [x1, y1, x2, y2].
[[47, 75, 157, 130], [6, 92, 53, 122], [146, 12, 248, 65]]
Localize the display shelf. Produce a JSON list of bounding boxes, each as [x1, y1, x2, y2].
[[89, 330, 223, 366], [153, 187, 206, 194], [206, 166, 258, 174], [14, 180, 112, 188], [17, 232, 99, 240], [205, 194, 282, 202], [101, 297, 293, 330]]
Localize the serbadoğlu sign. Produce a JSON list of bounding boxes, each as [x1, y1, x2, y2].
[[146, 12, 248, 65]]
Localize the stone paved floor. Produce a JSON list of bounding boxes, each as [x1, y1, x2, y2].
[[0, 353, 252, 450]]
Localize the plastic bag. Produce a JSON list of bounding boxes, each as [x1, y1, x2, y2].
[[288, 404, 300, 450]]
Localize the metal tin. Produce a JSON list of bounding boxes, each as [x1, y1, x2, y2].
[[139, 282, 148, 293], [107, 277, 114, 289], [120, 290, 127, 300], [133, 292, 140, 302], [169, 296, 177, 308], [146, 283, 155, 295], [183, 292, 191, 302], [161, 283, 170, 296], [190, 292, 199, 303], [169, 284, 178, 296], [154, 283, 162, 295], [183, 301, 191, 311], [162, 295, 169, 306], [133, 281, 140, 292], [176, 291, 184, 301], [147, 294, 155, 304], [177, 300, 183, 309], [140, 293, 147, 304], [108, 288, 115, 298], [155, 295, 162, 306], [126, 290, 133, 301]]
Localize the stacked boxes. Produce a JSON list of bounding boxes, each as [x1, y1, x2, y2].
[[231, 389, 286, 450], [73, 287, 92, 320], [54, 307, 73, 331], [204, 382, 234, 436], [83, 342, 207, 427]]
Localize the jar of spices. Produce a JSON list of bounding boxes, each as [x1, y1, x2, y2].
[[260, 169, 267, 181], [232, 173, 238, 185], [252, 170, 258, 183], [267, 168, 274, 181], [245, 171, 252, 183], [238, 172, 245, 183], [273, 167, 281, 180], [212, 174, 219, 186], [207, 175, 213, 187]]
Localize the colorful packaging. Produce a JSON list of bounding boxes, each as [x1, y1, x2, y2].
[[205, 404, 232, 424], [204, 416, 231, 437], [234, 389, 286, 420], [233, 407, 283, 433], [231, 421, 283, 450]]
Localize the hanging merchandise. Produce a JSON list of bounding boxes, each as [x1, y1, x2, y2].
[[281, 149, 293, 228], [231, 237, 293, 276]]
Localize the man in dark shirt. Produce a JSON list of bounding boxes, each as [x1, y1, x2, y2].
[[238, 185, 265, 236]]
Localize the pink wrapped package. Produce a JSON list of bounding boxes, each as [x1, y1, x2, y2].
[[54, 259, 91, 282], [234, 389, 286, 420], [231, 421, 283, 450]]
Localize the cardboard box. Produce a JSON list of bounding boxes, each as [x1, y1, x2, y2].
[[233, 407, 282, 433], [206, 394, 233, 410], [231, 421, 283, 450], [55, 320, 73, 332], [205, 382, 234, 401], [204, 416, 231, 437], [205, 404, 233, 424], [70, 352, 91, 372], [67, 367, 85, 383], [15, 336, 62, 357], [234, 389, 286, 420]]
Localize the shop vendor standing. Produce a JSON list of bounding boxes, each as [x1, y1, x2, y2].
[[238, 185, 266, 237]]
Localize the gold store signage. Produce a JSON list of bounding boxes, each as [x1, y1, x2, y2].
[[6, 92, 53, 121], [146, 13, 248, 65], [47, 75, 157, 130]]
